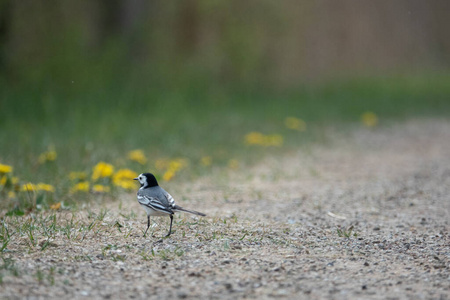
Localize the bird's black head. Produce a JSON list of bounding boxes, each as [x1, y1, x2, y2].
[[133, 172, 159, 188]]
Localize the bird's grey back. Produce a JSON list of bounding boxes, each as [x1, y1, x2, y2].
[[138, 186, 172, 208]]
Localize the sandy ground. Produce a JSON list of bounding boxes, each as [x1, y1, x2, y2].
[[1, 119, 449, 299]]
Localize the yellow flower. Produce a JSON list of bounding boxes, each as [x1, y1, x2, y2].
[[70, 181, 90, 193], [10, 177, 20, 191], [113, 169, 138, 190], [169, 158, 188, 172], [1, 176, 18, 189], [201, 156, 212, 167], [92, 184, 110, 193], [8, 191, 16, 199], [361, 111, 378, 127], [285, 117, 306, 131], [21, 182, 36, 192], [0, 163, 13, 174], [37, 183, 55, 193], [169, 161, 182, 172], [244, 132, 265, 145], [163, 170, 175, 181], [69, 171, 87, 181], [244, 132, 283, 147], [155, 158, 189, 181], [165, 158, 189, 180], [92, 162, 114, 181], [265, 134, 283, 147], [115, 180, 135, 190], [127, 149, 147, 165], [38, 149, 57, 164], [113, 169, 138, 182], [50, 202, 61, 210], [228, 159, 239, 169]]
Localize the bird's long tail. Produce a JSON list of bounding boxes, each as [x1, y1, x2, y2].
[[174, 205, 206, 216]]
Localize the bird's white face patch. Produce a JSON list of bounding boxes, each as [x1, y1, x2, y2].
[[138, 174, 147, 186]]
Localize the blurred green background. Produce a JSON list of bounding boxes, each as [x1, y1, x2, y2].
[[1, 1, 450, 210]]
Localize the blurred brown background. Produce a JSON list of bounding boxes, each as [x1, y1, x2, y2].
[[1, 0, 449, 88]]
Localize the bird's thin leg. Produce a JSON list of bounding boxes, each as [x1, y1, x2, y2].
[[143, 215, 150, 237], [165, 215, 173, 237]]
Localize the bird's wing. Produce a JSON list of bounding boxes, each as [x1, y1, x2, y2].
[[164, 191, 176, 208], [137, 193, 173, 214]]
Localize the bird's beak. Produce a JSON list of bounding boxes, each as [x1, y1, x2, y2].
[[133, 177, 138, 181]]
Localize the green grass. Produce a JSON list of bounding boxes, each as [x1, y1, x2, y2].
[[336, 225, 358, 238], [0, 209, 301, 286], [0, 74, 449, 211]]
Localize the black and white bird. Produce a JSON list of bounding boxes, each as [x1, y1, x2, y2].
[[133, 172, 206, 237]]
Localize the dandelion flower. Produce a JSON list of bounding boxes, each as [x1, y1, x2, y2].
[[165, 158, 189, 180], [285, 117, 306, 131], [70, 181, 90, 193], [361, 111, 378, 127], [1, 176, 18, 190], [92, 162, 114, 181], [115, 180, 136, 190], [244, 132, 283, 147], [93, 184, 110, 193], [50, 202, 61, 210], [8, 191, 16, 199], [38, 149, 57, 164], [113, 169, 138, 190], [201, 156, 212, 167], [0, 163, 13, 174], [228, 159, 239, 169], [21, 182, 36, 192], [169, 161, 182, 172], [11, 177, 19, 191], [155, 158, 189, 181], [264, 134, 283, 147], [244, 132, 265, 145], [37, 183, 55, 193], [163, 170, 175, 181], [169, 158, 188, 172], [127, 149, 147, 165], [69, 171, 87, 181]]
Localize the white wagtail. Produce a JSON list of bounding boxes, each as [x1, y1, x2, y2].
[[133, 173, 206, 237]]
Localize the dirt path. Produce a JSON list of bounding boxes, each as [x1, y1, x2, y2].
[[1, 119, 449, 299]]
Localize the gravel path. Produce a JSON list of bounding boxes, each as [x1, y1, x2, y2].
[[1, 119, 449, 299]]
